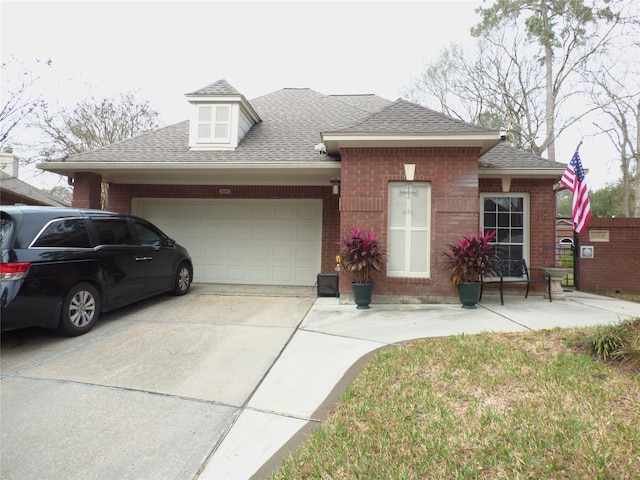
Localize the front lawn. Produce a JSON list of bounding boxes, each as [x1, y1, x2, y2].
[[270, 322, 640, 479]]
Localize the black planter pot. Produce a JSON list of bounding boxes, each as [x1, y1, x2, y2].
[[458, 282, 482, 309], [351, 282, 374, 309]]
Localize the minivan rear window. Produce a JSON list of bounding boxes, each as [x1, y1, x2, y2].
[[31, 218, 91, 248]]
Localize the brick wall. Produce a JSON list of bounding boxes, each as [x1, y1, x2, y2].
[[71, 172, 102, 209], [576, 218, 640, 294], [338, 147, 482, 299], [107, 183, 339, 273], [78, 154, 565, 299]]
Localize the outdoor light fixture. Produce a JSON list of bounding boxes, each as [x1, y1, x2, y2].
[[404, 164, 416, 182], [330, 178, 341, 195]]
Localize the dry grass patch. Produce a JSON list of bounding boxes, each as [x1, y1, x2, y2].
[[604, 292, 640, 304], [271, 328, 640, 480]]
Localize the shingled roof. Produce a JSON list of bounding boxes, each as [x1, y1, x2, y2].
[[0, 171, 69, 206], [186, 79, 242, 96], [480, 143, 566, 170], [55, 87, 389, 165], [39, 81, 565, 173], [331, 98, 488, 134]]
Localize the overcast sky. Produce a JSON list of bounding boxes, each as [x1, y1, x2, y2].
[[1, 0, 623, 189]]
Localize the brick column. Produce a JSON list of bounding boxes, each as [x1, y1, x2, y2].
[[72, 172, 102, 209]]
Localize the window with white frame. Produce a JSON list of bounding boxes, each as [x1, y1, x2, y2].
[[196, 104, 230, 143], [481, 193, 529, 262], [387, 181, 431, 277]]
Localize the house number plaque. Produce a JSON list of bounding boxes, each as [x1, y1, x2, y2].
[[589, 230, 609, 242]]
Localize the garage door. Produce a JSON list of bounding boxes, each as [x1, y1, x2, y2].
[[132, 199, 322, 286]]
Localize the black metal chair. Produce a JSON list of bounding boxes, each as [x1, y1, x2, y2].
[[480, 257, 552, 305]]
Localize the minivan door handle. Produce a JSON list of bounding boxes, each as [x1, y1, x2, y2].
[[135, 256, 152, 262]]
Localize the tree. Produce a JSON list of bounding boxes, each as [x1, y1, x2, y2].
[[556, 189, 572, 216], [44, 185, 73, 204], [32, 92, 162, 207], [406, 0, 627, 162], [471, 0, 623, 162], [589, 182, 631, 217], [34, 91, 161, 161], [560, 181, 636, 218], [405, 34, 546, 152], [586, 27, 639, 216], [0, 57, 51, 147], [589, 74, 639, 216]]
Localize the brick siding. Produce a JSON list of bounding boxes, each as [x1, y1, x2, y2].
[[71, 172, 102, 209], [339, 147, 482, 299], [72, 152, 563, 300], [577, 218, 640, 294]]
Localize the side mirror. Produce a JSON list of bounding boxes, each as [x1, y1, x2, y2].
[[166, 238, 176, 247]]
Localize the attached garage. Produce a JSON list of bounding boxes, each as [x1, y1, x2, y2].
[[132, 198, 322, 286]]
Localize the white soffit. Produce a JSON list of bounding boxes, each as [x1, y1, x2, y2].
[[479, 168, 566, 179], [38, 162, 341, 186]]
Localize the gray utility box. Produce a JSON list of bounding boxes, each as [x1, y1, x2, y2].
[[317, 273, 339, 297]]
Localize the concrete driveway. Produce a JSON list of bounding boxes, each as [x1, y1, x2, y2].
[[5, 286, 640, 480], [0, 284, 316, 480]]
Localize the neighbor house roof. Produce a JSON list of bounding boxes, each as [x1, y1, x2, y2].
[[38, 81, 566, 184], [0, 171, 69, 207]]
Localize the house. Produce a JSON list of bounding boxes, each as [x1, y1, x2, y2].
[[1, 149, 69, 207], [39, 79, 568, 302]]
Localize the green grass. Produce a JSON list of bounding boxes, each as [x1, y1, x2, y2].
[[270, 325, 640, 480]]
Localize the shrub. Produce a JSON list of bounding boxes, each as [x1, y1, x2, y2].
[[340, 228, 386, 284], [444, 230, 497, 286], [589, 318, 640, 361]]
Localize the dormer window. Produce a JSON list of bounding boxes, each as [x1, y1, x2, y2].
[[186, 79, 261, 151], [197, 105, 231, 143]]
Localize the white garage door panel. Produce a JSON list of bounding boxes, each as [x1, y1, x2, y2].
[[132, 199, 322, 286]]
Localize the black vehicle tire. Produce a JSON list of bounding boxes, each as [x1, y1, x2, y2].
[[57, 282, 101, 336], [174, 262, 192, 296]]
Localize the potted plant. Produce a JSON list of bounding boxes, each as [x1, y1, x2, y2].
[[444, 230, 497, 308], [340, 228, 386, 309]]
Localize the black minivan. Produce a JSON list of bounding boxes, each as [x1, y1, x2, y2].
[[1, 206, 193, 336]]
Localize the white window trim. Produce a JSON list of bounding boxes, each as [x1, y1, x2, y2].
[[387, 181, 431, 278], [480, 192, 530, 267], [188, 103, 239, 150]]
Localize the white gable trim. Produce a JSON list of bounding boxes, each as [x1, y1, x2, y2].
[[321, 131, 503, 155]]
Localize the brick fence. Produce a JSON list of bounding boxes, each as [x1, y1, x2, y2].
[[576, 218, 640, 294]]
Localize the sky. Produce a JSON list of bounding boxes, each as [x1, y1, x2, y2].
[[1, 0, 625, 190]]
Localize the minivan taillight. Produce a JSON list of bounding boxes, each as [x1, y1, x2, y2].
[[0, 262, 31, 280]]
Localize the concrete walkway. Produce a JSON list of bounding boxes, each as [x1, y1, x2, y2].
[[197, 290, 640, 479]]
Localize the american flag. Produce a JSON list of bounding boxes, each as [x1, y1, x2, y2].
[[560, 148, 592, 234]]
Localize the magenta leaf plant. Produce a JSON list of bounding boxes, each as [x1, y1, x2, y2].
[[340, 228, 386, 284], [444, 230, 497, 286]]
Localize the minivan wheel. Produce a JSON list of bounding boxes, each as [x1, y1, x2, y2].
[[57, 282, 100, 336], [174, 262, 192, 296]]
